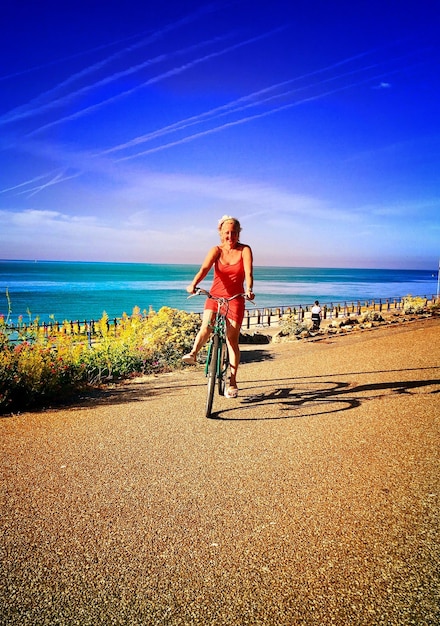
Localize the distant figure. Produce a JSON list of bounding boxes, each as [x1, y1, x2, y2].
[[311, 300, 322, 331]]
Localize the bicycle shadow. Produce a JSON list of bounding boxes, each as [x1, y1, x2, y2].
[[209, 371, 440, 421]]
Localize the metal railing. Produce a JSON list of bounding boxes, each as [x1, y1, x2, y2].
[[241, 295, 437, 330], [2, 294, 438, 342]]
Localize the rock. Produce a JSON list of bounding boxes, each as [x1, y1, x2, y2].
[[340, 318, 359, 327], [239, 332, 271, 344]]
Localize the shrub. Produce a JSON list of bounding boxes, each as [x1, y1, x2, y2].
[[402, 295, 427, 314], [428, 299, 440, 314], [279, 313, 310, 338], [0, 306, 201, 413], [361, 310, 384, 323], [0, 340, 83, 411]]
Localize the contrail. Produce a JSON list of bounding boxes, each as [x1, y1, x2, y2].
[[0, 2, 222, 125], [0, 33, 164, 125], [116, 61, 426, 162], [99, 48, 384, 156], [16, 171, 83, 198], [104, 47, 421, 158], [0, 29, 155, 82], [2, 30, 427, 198], [26, 27, 285, 136], [11, 35, 229, 128], [0, 171, 60, 194], [20, 172, 66, 197], [0, 168, 83, 197]]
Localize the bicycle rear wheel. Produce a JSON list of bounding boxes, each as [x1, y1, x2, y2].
[[205, 334, 219, 418], [218, 340, 228, 396]]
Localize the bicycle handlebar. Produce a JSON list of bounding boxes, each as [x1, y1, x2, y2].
[[187, 287, 255, 304]]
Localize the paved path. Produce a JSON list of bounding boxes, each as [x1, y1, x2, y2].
[[1, 317, 439, 625]]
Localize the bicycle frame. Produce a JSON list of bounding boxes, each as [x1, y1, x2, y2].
[[188, 288, 248, 417], [204, 303, 228, 379]]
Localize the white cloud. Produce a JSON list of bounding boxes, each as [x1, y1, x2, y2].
[[1, 162, 437, 267], [0, 208, 213, 262]]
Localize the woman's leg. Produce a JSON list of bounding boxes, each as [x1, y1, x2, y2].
[[225, 318, 241, 388], [187, 309, 214, 358]]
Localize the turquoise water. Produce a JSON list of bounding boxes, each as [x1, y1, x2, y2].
[[0, 260, 437, 324]]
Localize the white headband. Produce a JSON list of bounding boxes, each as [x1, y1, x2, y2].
[[218, 214, 234, 227]]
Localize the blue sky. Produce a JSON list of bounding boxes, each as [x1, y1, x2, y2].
[[0, 0, 439, 269]]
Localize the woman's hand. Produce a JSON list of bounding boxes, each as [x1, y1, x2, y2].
[[246, 290, 255, 300], [186, 284, 197, 294]]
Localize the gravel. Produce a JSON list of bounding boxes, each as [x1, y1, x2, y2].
[[1, 317, 439, 625]]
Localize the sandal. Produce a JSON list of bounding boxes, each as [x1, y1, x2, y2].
[[225, 386, 238, 399], [182, 353, 197, 365]]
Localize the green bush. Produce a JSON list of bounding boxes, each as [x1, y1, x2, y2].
[[0, 341, 83, 411], [0, 307, 201, 413]]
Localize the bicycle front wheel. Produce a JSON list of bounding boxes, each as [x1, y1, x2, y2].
[[218, 340, 228, 396], [205, 334, 219, 418]]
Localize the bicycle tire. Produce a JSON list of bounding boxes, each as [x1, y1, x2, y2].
[[205, 333, 219, 418], [218, 340, 228, 396]]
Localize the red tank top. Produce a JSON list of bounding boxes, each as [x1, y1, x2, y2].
[[205, 251, 246, 323]]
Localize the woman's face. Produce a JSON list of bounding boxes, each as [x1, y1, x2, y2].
[[220, 221, 239, 246]]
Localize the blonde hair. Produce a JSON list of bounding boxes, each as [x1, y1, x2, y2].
[[217, 215, 242, 233]]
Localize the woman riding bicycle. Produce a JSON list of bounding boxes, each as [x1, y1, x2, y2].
[[182, 215, 254, 398]]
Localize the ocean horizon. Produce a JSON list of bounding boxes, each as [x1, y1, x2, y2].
[[1, 260, 438, 324]]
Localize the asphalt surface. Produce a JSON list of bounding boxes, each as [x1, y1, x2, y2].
[[1, 317, 439, 625]]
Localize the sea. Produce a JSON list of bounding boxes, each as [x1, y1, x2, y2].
[[0, 260, 438, 324]]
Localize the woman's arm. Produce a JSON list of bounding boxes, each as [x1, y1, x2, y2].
[[242, 245, 254, 300], [186, 246, 219, 293]]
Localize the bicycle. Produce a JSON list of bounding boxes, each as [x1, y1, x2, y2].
[[188, 288, 253, 418]]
